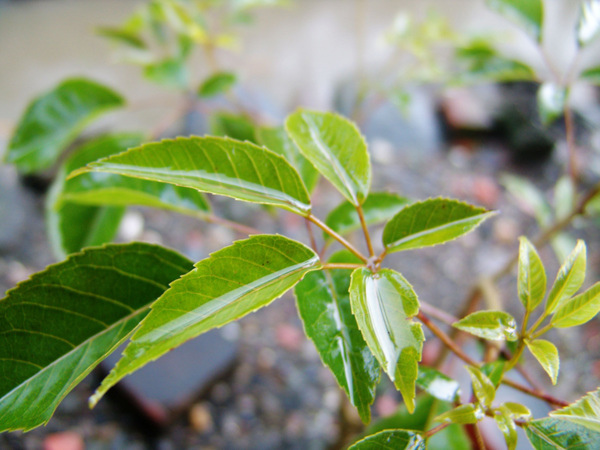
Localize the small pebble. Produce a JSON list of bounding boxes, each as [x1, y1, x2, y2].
[[189, 402, 213, 433], [43, 431, 84, 450]]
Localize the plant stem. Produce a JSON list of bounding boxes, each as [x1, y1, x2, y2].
[[307, 214, 368, 263], [564, 105, 578, 184], [356, 204, 375, 257], [504, 339, 525, 372], [530, 322, 554, 340], [203, 213, 261, 235], [305, 217, 319, 254], [502, 378, 569, 408], [420, 301, 458, 326], [322, 263, 363, 270], [423, 422, 450, 439]]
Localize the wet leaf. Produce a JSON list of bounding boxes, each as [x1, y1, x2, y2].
[[349, 429, 425, 450], [435, 403, 484, 425], [349, 268, 424, 412], [552, 282, 600, 328], [74, 136, 311, 216], [485, 0, 544, 42], [256, 126, 319, 193], [286, 109, 371, 206], [382, 198, 493, 253], [526, 339, 559, 384], [92, 235, 320, 405], [325, 192, 411, 240], [5, 78, 124, 173], [453, 310, 518, 341], [518, 237, 547, 312], [294, 251, 379, 423], [577, 0, 600, 46], [502, 402, 532, 420], [537, 83, 567, 126], [495, 406, 518, 450], [197, 71, 237, 98], [467, 366, 496, 408], [526, 417, 600, 449], [0, 243, 192, 432], [416, 366, 460, 402], [550, 389, 600, 433], [545, 240, 586, 314], [481, 361, 506, 387]]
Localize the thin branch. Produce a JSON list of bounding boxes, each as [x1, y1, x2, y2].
[[502, 378, 569, 408], [202, 213, 261, 235], [423, 422, 451, 439], [322, 263, 363, 270], [307, 214, 368, 263], [356, 204, 375, 258], [305, 217, 319, 254], [420, 301, 458, 327]]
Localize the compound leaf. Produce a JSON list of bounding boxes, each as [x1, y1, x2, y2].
[[382, 198, 493, 253], [349, 429, 425, 450], [286, 109, 371, 206], [294, 251, 380, 423], [0, 243, 192, 432], [92, 235, 320, 405], [526, 417, 600, 449], [75, 136, 311, 216], [518, 237, 547, 312], [546, 240, 586, 314], [550, 389, 600, 433], [349, 268, 424, 413], [551, 282, 600, 328], [526, 339, 559, 385], [485, 0, 543, 42], [5, 78, 124, 173], [453, 310, 518, 341]]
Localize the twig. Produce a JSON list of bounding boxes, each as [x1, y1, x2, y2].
[[307, 214, 368, 263], [322, 263, 363, 270], [423, 422, 451, 439], [418, 311, 478, 366], [502, 378, 569, 408], [564, 105, 578, 184], [420, 301, 458, 327], [305, 217, 319, 254], [356, 204, 375, 258]]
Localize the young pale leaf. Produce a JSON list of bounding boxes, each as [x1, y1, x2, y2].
[[550, 389, 600, 433], [501, 174, 552, 227], [382, 198, 493, 253], [501, 402, 532, 420], [143, 58, 189, 89], [5, 78, 124, 173], [551, 282, 600, 328], [518, 237, 547, 312], [0, 243, 192, 432], [416, 366, 460, 402], [537, 83, 567, 126], [349, 268, 424, 413], [256, 126, 319, 193], [197, 71, 237, 98], [495, 406, 518, 450], [545, 240, 586, 314], [294, 251, 380, 423], [210, 113, 257, 143], [285, 109, 371, 206], [92, 235, 320, 406], [453, 310, 518, 341], [75, 136, 311, 216], [467, 366, 496, 408], [485, 0, 543, 42], [526, 417, 600, 449], [481, 361, 506, 387], [349, 430, 425, 450], [525, 339, 559, 384], [324, 192, 411, 240], [97, 26, 147, 49], [578, 0, 600, 46], [435, 403, 485, 425]]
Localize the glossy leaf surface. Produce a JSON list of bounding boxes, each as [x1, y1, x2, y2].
[[256, 126, 319, 193], [6, 78, 124, 173], [0, 243, 192, 432], [382, 198, 492, 253], [550, 389, 600, 433], [197, 71, 237, 98], [416, 366, 460, 402], [552, 282, 600, 328], [526, 417, 600, 449], [537, 83, 567, 126], [77, 136, 311, 215], [453, 310, 518, 341], [518, 237, 547, 312], [578, 0, 600, 46], [349, 429, 425, 450], [92, 235, 320, 405], [325, 192, 411, 240], [286, 109, 371, 205], [526, 339, 559, 384], [435, 403, 484, 425], [546, 240, 586, 314], [467, 366, 496, 408], [495, 406, 518, 450], [481, 361, 506, 387], [294, 252, 379, 423], [349, 268, 423, 412], [485, 0, 543, 42]]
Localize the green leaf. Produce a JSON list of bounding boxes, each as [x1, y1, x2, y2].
[[416, 366, 460, 402], [74, 136, 311, 216], [550, 389, 600, 433], [435, 403, 484, 425], [61, 135, 210, 216], [285, 109, 371, 206], [209, 113, 257, 143], [552, 282, 600, 328], [197, 71, 237, 98], [537, 83, 567, 126], [5, 78, 124, 173], [143, 58, 189, 89], [501, 174, 552, 227], [349, 268, 424, 413], [0, 243, 192, 432], [256, 126, 319, 193], [526, 417, 600, 449], [97, 26, 147, 49], [577, 0, 600, 46], [526, 339, 559, 384], [502, 402, 532, 420], [382, 198, 493, 253], [580, 66, 600, 85], [325, 192, 411, 241], [481, 361, 506, 387], [518, 237, 547, 312], [554, 176, 575, 222], [349, 430, 425, 450], [467, 366, 496, 408], [453, 310, 518, 341], [485, 0, 543, 42], [546, 240, 586, 314], [495, 406, 518, 450], [294, 251, 380, 423], [92, 235, 320, 405]]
